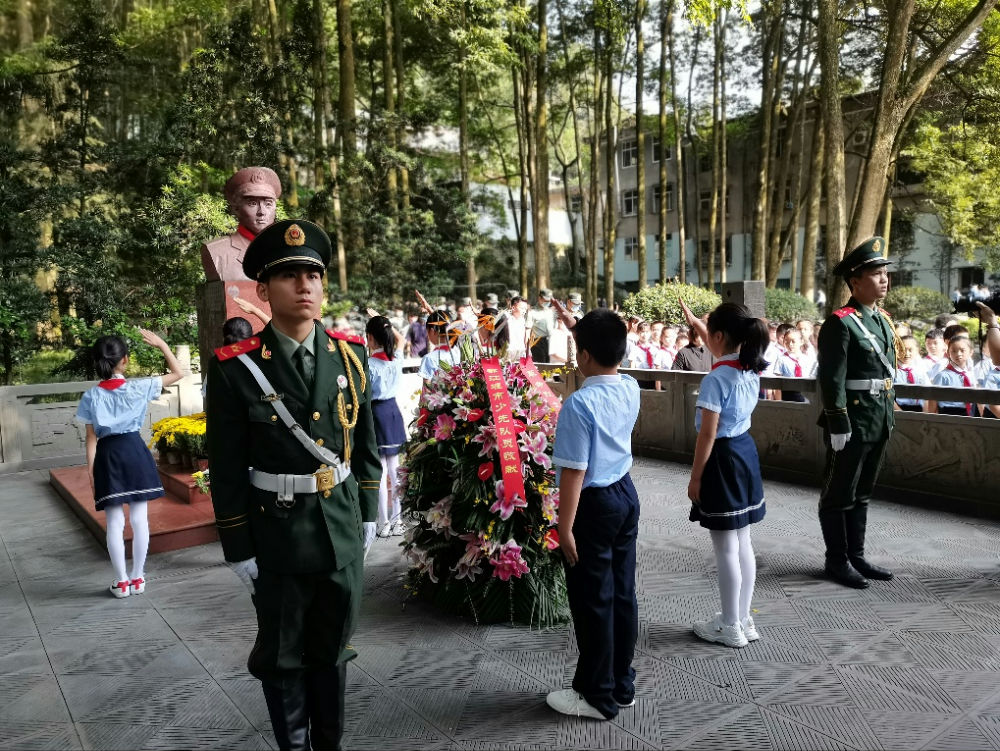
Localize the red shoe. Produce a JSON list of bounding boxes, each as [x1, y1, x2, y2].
[[110, 580, 131, 599], [130, 577, 145, 595]]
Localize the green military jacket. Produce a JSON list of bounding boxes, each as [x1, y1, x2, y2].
[[816, 297, 898, 442], [206, 322, 381, 574]]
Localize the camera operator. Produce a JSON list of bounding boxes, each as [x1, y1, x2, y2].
[[978, 301, 1000, 367]]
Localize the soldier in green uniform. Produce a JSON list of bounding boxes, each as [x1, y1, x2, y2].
[[206, 219, 381, 750], [816, 237, 899, 589]]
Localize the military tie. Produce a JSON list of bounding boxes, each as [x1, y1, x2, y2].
[[293, 345, 313, 389]]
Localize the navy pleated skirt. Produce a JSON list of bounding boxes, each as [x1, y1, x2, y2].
[[93, 432, 163, 511], [689, 431, 766, 531], [372, 398, 407, 457]]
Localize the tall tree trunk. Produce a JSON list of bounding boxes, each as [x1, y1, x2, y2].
[[267, 0, 299, 209], [513, 63, 531, 297], [719, 12, 728, 284], [751, 0, 784, 280], [800, 115, 824, 301], [458, 3, 475, 301], [337, 0, 363, 264], [657, 0, 668, 284], [667, 0, 686, 283], [603, 34, 617, 307], [686, 27, 701, 285], [818, 0, 847, 305], [532, 0, 550, 291], [587, 22, 603, 308], [392, 0, 409, 211], [635, 0, 647, 289], [382, 0, 397, 225], [311, 0, 329, 227], [708, 13, 722, 290]]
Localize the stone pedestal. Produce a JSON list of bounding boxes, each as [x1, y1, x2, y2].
[[722, 280, 766, 319], [195, 280, 271, 371]]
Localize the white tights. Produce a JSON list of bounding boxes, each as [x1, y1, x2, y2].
[[377, 453, 401, 528], [709, 527, 756, 627], [105, 502, 149, 583]]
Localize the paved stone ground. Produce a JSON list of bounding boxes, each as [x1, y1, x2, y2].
[[2, 458, 1000, 750]]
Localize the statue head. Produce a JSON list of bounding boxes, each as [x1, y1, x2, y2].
[[224, 167, 282, 235]]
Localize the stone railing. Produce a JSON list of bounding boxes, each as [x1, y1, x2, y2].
[[552, 368, 1000, 518], [0, 377, 204, 474]]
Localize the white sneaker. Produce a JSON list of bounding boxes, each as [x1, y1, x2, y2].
[[742, 615, 760, 642], [391, 519, 407, 537], [110, 580, 131, 599], [545, 689, 607, 720], [692, 614, 748, 648], [377, 523, 393, 538]]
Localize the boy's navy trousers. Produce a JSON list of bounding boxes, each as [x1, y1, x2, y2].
[[565, 473, 640, 719]]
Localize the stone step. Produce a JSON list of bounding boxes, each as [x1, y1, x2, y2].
[[49, 464, 218, 556]]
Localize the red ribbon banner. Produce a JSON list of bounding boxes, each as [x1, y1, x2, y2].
[[519, 357, 562, 416], [481, 357, 527, 503]]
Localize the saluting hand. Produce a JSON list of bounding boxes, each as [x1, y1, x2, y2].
[[138, 328, 168, 351]]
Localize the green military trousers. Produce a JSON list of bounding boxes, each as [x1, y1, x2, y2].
[[818, 436, 889, 512], [248, 559, 363, 687]]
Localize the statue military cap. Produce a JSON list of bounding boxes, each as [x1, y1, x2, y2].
[[224, 167, 282, 204], [242, 219, 332, 281], [485, 293, 499, 305], [568, 292, 583, 304], [833, 236, 891, 277]]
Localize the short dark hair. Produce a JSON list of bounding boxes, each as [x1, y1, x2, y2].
[[572, 309, 627, 367], [925, 328, 944, 341], [943, 324, 968, 342], [223, 317, 253, 345]]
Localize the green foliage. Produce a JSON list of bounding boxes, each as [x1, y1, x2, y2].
[[0, 278, 51, 385], [764, 288, 818, 323], [882, 286, 951, 322], [620, 282, 721, 323], [906, 121, 1000, 271], [10, 350, 75, 386]]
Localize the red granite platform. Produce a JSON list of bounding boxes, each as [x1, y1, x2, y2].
[[50, 464, 218, 556]]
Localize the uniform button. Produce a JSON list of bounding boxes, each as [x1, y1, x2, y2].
[[260, 505, 265, 512], [323, 490, 331, 498], [316, 438, 324, 447], [271, 415, 277, 422], [313, 411, 321, 421]]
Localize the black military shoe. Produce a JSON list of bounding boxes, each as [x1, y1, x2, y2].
[[850, 557, 894, 580], [825, 560, 870, 589]]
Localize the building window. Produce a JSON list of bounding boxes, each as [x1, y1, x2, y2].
[[622, 189, 639, 216], [623, 236, 639, 260], [776, 127, 786, 157], [651, 184, 675, 212], [699, 154, 712, 173], [699, 191, 712, 213], [698, 237, 733, 267], [651, 137, 673, 162], [621, 138, 638, 168], [569, 194, 583, 213]]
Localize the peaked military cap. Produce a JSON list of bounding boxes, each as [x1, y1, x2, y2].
[[538, 288, 553, 300], [567, 292, 583, 304], [833, 236, 891, 277], [485, 293, 499, 305], [243, 219, 332, 281]]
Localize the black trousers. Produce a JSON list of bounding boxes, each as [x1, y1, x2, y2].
[[818, 435, 889, 512], [564, 474, 640, 719], [530, 337, 549, 364]]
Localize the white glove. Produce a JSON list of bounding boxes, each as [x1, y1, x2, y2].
[[830, 432, 851, 452], [363, 522, 377, 552], [229, 557, 258, 594]]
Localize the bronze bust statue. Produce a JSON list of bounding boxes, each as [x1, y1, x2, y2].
[[201, 167, 281, 282]]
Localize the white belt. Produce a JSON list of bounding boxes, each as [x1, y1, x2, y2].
[[250, 465, 351, 506], [845, 378, 893, 394]]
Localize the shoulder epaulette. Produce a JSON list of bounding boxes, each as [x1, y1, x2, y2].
[[878, 307, 893, 319], [832, 307, 856, 319], [325, 328, 365, 347], [214, 336, 262, 361]]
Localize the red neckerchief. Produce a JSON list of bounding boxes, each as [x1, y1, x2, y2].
[[435, 344, 451, 352], [900, 366, 915, 384], [786, 353, 802, 378], [98, 376, 125, 391], [946, 363, 973, 415], [236, 225, 257, 242], [637, 343, 654, 367], [370, 351, 391, 362], [712, 360, 742, 371]]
